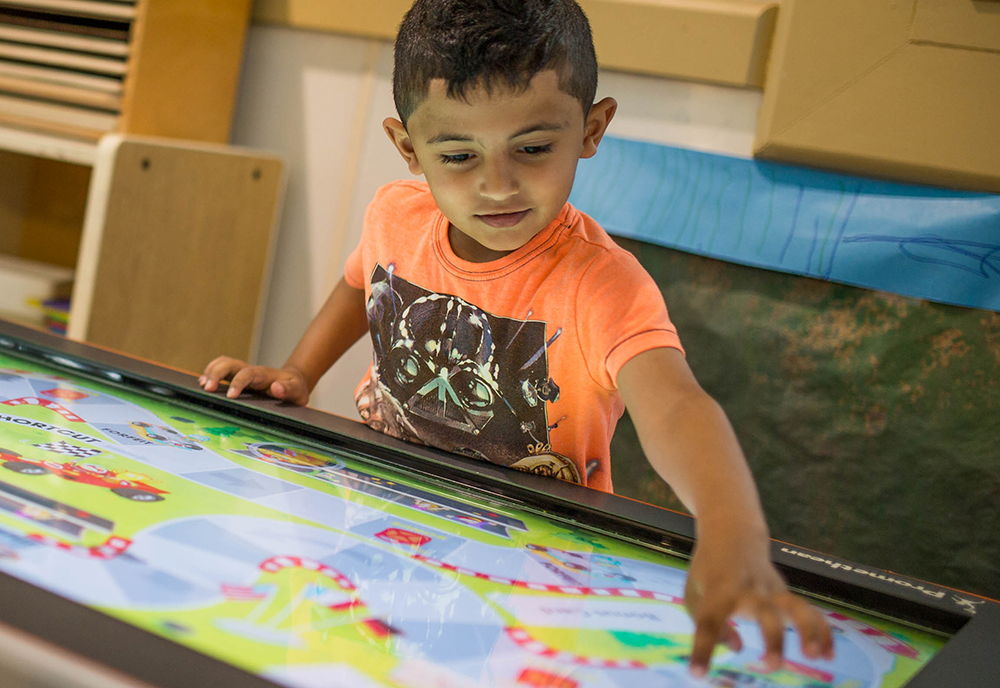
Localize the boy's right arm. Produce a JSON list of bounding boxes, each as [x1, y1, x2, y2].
[[199, 277, 369, 405]]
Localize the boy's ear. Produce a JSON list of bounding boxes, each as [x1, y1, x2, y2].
[[383, 117, 424, 175], [580, 97, 617, 159]]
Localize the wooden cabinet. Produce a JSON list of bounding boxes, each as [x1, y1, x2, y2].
[[0, 0, 285, 373], [0, 0, 250, 141]]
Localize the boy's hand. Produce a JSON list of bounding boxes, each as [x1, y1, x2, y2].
[[684, 534, 833, 678], [616, 347, 834, 677], [199, 356, 310, 405]]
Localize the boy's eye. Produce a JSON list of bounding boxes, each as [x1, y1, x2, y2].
[[440, 153, 472, 165], [521, 144, 552, 155]]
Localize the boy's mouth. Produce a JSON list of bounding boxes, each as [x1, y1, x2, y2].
[[476, 210, 529, 228]]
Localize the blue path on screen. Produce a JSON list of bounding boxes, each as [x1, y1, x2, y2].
[[569, 136, 1000, 311]]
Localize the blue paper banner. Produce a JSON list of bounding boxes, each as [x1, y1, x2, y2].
[[569, 137, 1000, 312]]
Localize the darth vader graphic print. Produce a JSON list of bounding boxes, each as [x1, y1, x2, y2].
[[356, 263, 582, 484]]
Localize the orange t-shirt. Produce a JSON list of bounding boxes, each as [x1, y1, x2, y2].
[[344, 180, 682, 492]]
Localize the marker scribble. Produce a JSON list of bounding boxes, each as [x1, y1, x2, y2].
[[842, 235, 1000, 278]]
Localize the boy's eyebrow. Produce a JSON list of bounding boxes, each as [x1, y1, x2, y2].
[[509, 121, 568, 138], [425, 121, 568, 145], [426, 133, 474, 145]]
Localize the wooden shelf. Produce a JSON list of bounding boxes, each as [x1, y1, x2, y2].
[[0, 23, 129, 55], [0, 123, 97, 164], [1, 1, 137, 21], [0, 1, 276, 372], [0, 0, 252, 143], [0, 61, 122, 94]]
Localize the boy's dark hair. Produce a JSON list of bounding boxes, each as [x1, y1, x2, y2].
[[393, 0, 598, 126]]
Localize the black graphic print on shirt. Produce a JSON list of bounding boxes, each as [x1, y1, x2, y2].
[[356, 263, 581, 483]]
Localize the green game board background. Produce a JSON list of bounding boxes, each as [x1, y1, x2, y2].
[[0, 350, 945, 687]]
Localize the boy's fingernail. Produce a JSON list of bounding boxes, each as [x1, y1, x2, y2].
[[689, 664, 706, 678]]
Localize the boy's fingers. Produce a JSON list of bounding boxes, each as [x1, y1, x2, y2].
[[720, 622, 743, 652], [203, 356, 234, 376], [226, 367, 266, 398], [271, 383, 307, 406], [201, 366, 230, 391], [794, 601, 833, 659], [818, 611, 835, 659], [202, 369, 229, 391], [200, 357, 243, 391], [201, 363, 305, 403], [201, 357, 222, 378], [225, 373, 247, 398], [779, 597, 818, 658], [689, 609, 727, 677], [755, 603, 786, 672], [272, 377, 309, 405]]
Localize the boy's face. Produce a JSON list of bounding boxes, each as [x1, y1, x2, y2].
[[385, 70, 616, 262]]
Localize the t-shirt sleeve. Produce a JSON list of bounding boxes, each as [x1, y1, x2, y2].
[[575, 249, 683, 390], [344, 244, 364, 290]]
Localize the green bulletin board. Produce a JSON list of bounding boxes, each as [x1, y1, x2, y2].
[[611, 239, 1000, 600]]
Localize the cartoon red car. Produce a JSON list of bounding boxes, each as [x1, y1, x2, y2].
[[0, 448, 167, 502]]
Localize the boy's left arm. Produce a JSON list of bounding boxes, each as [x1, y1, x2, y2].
[[616, 346, 833, 678]]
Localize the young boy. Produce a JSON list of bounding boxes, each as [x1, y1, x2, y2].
[[201, 0, 833, 676]]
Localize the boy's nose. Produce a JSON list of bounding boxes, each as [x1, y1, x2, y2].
[[479, 160, 518, 200]]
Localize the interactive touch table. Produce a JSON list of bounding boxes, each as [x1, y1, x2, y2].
[[0, 320, 996, 688]]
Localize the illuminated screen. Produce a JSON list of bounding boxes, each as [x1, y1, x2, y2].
[[0, 351, 943, 687]]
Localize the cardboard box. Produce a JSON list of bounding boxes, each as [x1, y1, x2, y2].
[[251, 0, 779, 88], [911, 0, 1000, 53], [754, 0, 1000, 193]]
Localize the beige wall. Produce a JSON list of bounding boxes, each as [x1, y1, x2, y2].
[[229, 25, 762, 418]]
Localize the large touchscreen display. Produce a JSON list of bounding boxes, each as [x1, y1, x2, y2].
[[0, 351, 942, 687]]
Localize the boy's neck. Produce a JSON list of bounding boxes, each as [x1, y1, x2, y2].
[[448, 223, 516, 263]]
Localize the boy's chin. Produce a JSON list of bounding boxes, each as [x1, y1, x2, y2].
[[479, 232, 541, 255], [449, 223, 536, 260]]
